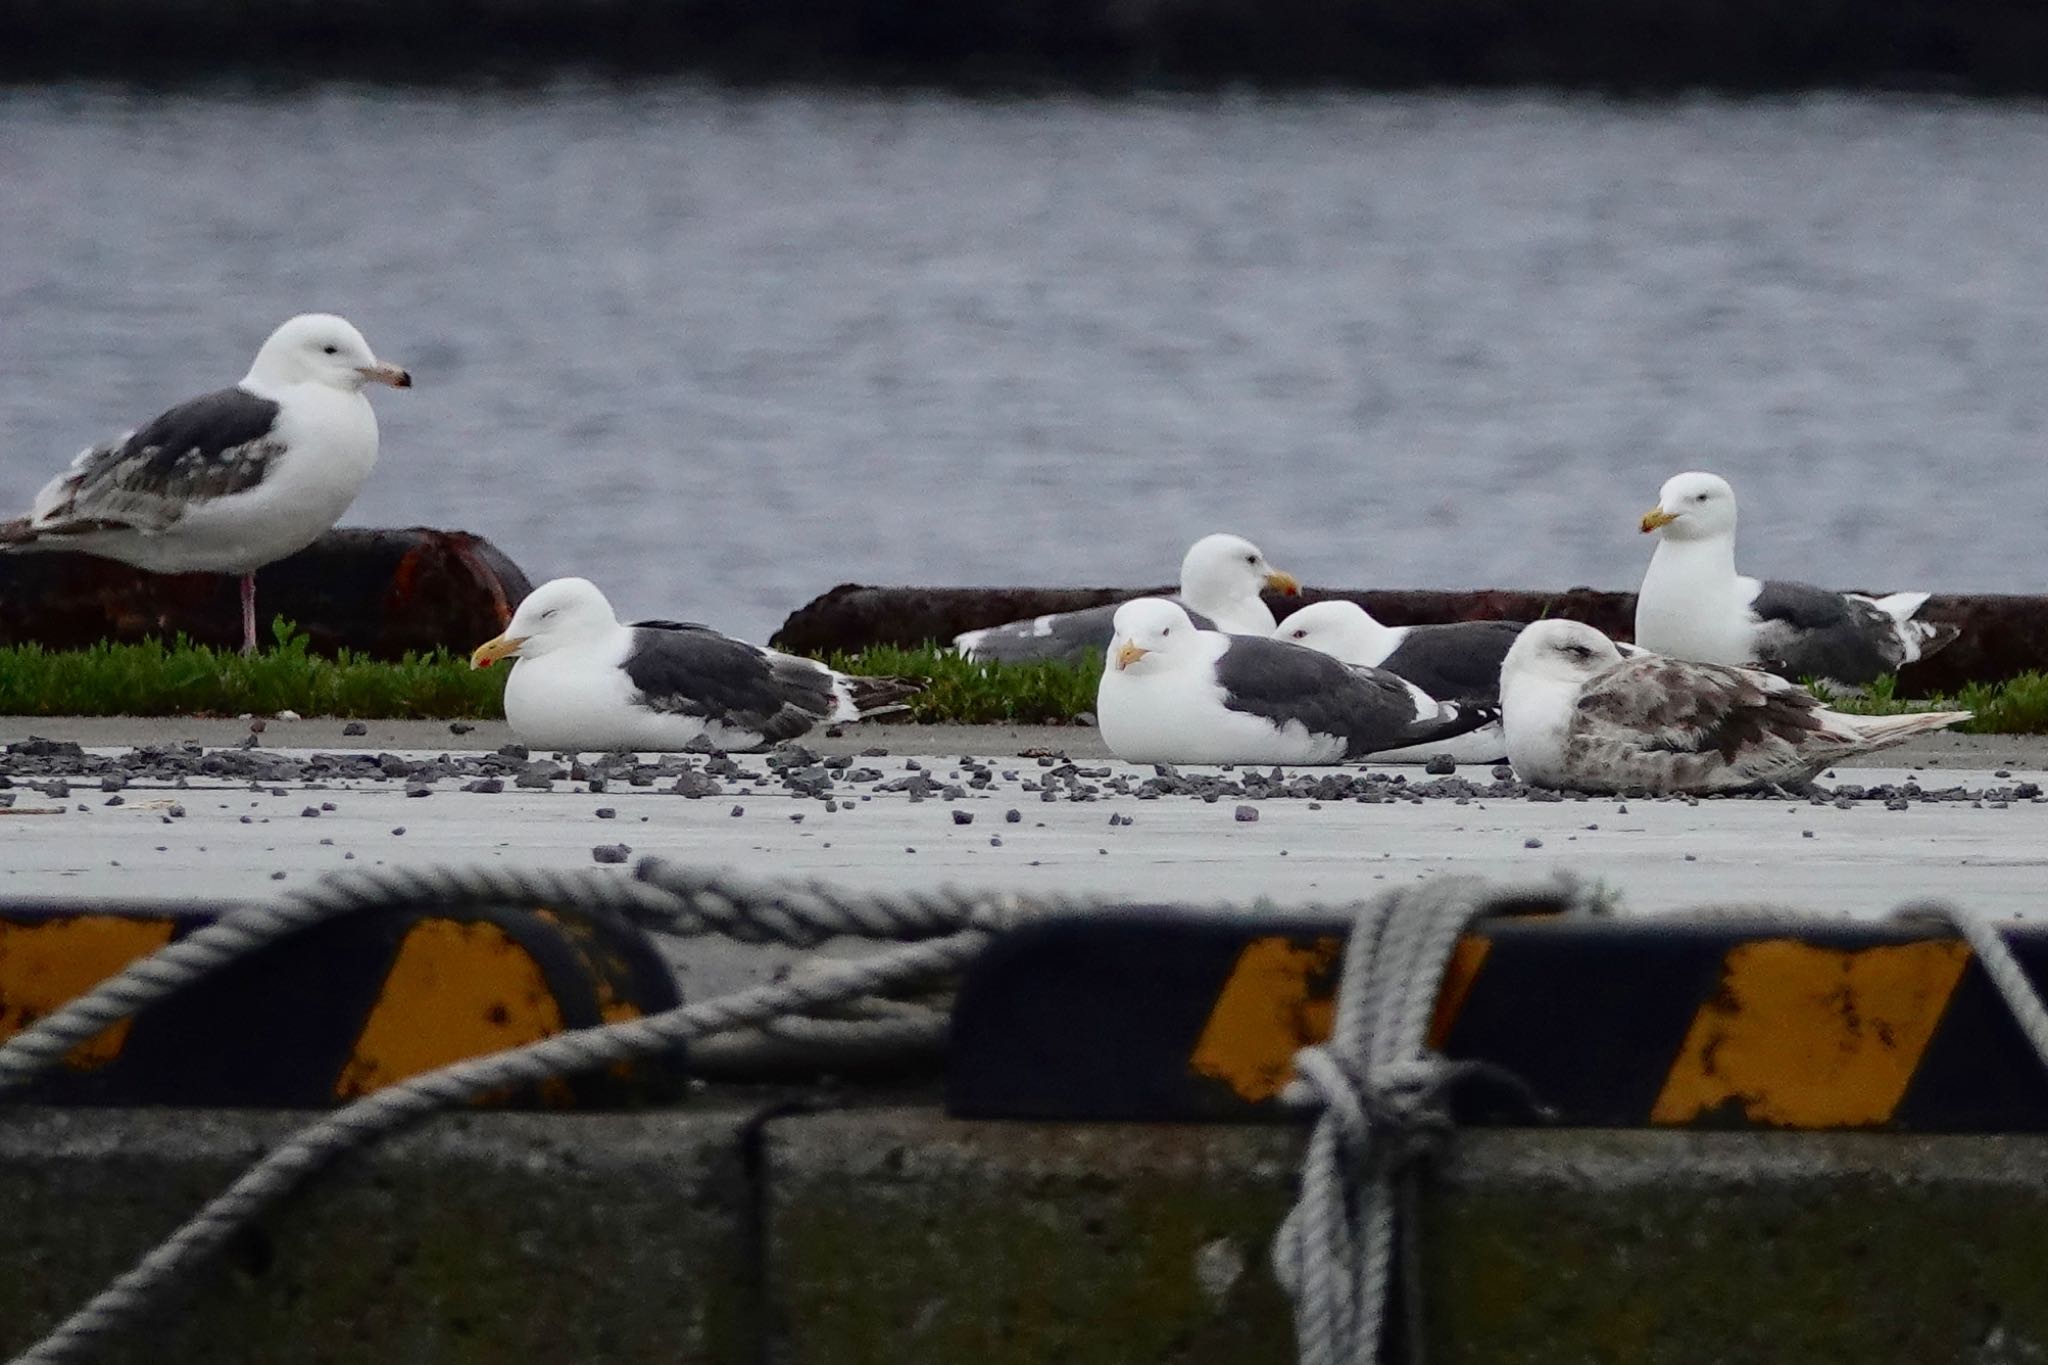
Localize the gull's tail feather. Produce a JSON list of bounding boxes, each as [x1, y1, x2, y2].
[[1870, 591, 1961, 665], [1900, 619, 1961, 665], [1834, 709, 1973, 750], [1374, 700, 1501, 756], [839, 674, 926, 720]]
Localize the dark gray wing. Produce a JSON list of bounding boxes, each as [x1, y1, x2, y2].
[[1746, 580, 1900, 684], [956, 598, 1217, 665], [26, 387, 285, 536], [622, 623, 836, 743], [1377, 620, 1528, 704], [1214, 636, 1494, 759]]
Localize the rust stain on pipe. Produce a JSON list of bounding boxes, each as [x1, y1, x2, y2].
[[0, 528, 533, 660]]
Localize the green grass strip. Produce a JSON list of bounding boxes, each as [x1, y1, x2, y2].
[[1813, 672, 2048, 735], [6, 620, 2045, 734], [828, 644, 1103, 725], [0, 626, 1096, 724], [0, 620, 506, 719]]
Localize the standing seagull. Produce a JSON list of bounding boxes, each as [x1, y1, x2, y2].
[[0, 314, 411, 654], [1500, 620, 1971, 795], [953, 533, 1300, 664], [1096, 598, 1492, 766], [1634, 471, 1957, 688], [471, 577, 924, 754]]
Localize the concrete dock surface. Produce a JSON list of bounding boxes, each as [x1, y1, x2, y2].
[[3, 718, 2044, 927], [7, 719, 2048, 1364]]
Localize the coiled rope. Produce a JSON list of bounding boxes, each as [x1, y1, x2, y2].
[[0, 860, 1044, 1365], [1268, 887, 2048, 1365], [12, 862, 2037, 1365], [1269, 875, 1509, 1365]]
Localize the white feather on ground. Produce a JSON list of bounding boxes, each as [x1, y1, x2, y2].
[[1500, 620, 1971, 795], [471, 577, 921, 754]]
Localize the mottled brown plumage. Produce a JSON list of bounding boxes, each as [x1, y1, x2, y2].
[[1503, 620, 1972, 795]]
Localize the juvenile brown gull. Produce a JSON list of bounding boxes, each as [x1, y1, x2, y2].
[[953, 533, 1300, 664], [1634, 470, 1957, 688], [1500, 620, 1971, 795], [1095, 598, 1493, 766], [471, 577, 922, 753]]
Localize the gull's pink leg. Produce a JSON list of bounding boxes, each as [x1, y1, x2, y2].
[[241, 574, 258, 656]]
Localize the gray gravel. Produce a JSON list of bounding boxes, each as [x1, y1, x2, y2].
[[6, 722, 2046, 997], [6, 717, 2043, 771]]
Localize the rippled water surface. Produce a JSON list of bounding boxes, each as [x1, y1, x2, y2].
[[3, 87, 2045, 640]]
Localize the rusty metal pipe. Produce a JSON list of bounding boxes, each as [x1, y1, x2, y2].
[[0, 529, 531, 660]]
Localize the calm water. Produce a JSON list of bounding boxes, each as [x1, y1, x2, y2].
[[3, 87, 2045, 641]]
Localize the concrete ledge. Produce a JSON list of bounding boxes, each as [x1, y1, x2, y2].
[[766, 1113, 2048, 1365], [7, 1107, 2048, 1363], [0, 1107, 760, 1365], [767, 1110, 1307, 1365]]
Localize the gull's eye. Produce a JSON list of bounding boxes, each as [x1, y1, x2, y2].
[[1692, 492, 1708, 502], [1565, 643, 1593, 660], [541, 608, 559, 620], [322, 344, 339, 355], [1292, 629, 1307, 639]]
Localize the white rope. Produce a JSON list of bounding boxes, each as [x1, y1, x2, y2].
[[0, 862, 1045, 1099], [1270, 877, 1528, 1365], [1270, 889, 2048, 1365], [1, 868, 1022, 1365], [1893, 900, 2048, 1070], [0, 866, 684, 1098], [36, 864, 2040, 1365]]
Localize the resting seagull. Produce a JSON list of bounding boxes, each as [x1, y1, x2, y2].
[[1635, 471, 1958, 688], [1274, 600, 1529, 702], [1272, 599, 1528, 763], [0, 314, 410, 655], [470, 577, 923, 754], [1500, 620, 1971, 795], [1096, 598, 1493, 766], [953, 533, 1300, 665]]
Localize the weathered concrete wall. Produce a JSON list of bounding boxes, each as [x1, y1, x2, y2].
[[4, 0, 2046, 91], [0, 1107, 760, 1365], [6, 1105, 2048, 1363]]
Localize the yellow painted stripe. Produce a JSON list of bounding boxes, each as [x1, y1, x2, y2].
[[335, 919, 570, 1102], [0, 917, 178, 1069], [1189, 933, 1493, 1103], [1651, 938, 1971, 1128], [1428, 935, 1492, 1050], [1189, 935, 1342, 1103]]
